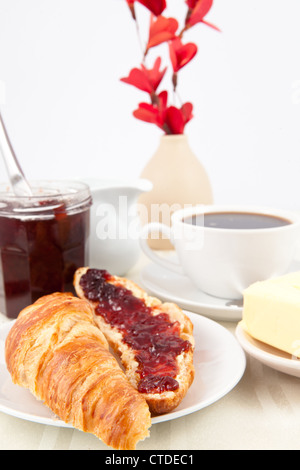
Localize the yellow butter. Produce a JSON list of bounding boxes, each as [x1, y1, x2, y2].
[[241, 272, 300, 357]]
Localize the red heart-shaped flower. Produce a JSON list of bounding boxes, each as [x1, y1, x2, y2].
[[120, 57, 167, 94], [185, 0, 220, 31], [186, 0, 213, 27], [146, 15, 178, 52], [137, 0, 166, 16], [169, 38, 198, 73]]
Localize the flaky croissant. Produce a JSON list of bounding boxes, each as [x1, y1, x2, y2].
[[5, 292, 151, 450]]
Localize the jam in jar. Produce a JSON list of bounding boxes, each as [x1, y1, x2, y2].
[[0, 180, 92, 318]]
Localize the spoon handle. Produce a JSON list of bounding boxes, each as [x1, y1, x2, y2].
[[0, 112, 32, 196]]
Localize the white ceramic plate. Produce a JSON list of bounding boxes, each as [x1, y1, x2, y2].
[[235, 323, 300, 378], [140, 262, 243, 321], [0, 312, 245, 428]]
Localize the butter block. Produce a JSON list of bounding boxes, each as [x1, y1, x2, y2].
[[241, 272, 300, 357]]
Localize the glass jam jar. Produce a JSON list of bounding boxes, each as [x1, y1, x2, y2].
[[0, 180, 92, 318]]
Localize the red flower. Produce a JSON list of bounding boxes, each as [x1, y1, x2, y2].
[[165, 102, 193, 134], [185, 0, 198, 8], [169, 38, 198, 73], [120, 57, 167, 95], [133, 91, 193, 134], [136, 0, 166, 16], [126, 0, 136, 19], [133, 102, 162, 127], [186, 0, 213, 26], [185, 0, 220, 31], [126, 0, 166, 19], [133, 91, 167, 129], [146, 15, 178, 53], [123, 0, 219, 135]]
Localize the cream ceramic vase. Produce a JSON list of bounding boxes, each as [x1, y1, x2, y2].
[[139, 134, 214, 250]]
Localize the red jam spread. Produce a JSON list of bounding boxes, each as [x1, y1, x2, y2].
[[79, 268, 192, 394]]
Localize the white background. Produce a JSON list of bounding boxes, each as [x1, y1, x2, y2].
[[0, 0, 299, 210]]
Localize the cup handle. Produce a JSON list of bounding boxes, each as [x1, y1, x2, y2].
[[139, 222, 183, 275]]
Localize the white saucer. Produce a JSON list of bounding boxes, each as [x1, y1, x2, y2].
[[140, 258, 300, 322], [0, 312, 245, 430], [140, 262, 243, 322], [235, 323, 300, 378]]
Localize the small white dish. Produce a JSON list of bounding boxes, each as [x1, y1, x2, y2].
[[140, 262, 243, 321], [0, 312, 246, 429], [235, 323, 300, 378]]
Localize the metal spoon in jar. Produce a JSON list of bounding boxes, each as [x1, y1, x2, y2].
[[0, 111, 32, 196]]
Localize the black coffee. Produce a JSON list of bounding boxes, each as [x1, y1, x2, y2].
[[183, 212, 292, 230]]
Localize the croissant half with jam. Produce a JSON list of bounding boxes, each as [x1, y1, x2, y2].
[[74, 267, 195, 416], [5, 292, 151, 450]]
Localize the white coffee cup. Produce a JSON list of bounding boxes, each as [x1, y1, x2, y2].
[[139, 205, 300, 299]]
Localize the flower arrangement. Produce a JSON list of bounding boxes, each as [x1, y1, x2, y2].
[[121, 0, 219, 135]]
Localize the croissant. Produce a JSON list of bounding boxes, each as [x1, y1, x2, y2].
[[74, 267, 195, 416], [5, 292, 151, 450]]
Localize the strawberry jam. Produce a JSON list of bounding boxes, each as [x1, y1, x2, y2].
[[79, 268, 192, 394], [0, 181, 91, 319]]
